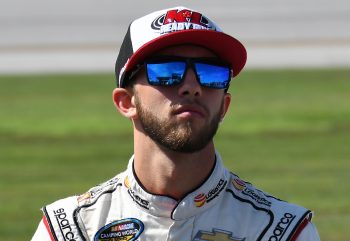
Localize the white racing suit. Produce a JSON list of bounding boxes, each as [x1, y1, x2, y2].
[[32, 153, 321, 241]]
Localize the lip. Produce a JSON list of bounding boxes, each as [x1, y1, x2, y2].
[[173, 105, 206, 118]]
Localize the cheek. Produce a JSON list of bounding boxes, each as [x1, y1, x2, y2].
[[135, 86, 169, 111], [207, 92, 225, 108]]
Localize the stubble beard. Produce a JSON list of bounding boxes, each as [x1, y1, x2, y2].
[[134, 94, 222, 153]]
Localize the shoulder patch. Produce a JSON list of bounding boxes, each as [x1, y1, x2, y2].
[[230, 176, 272, 208], [264, 210, 312, 241], [77, 176, 121, 206]]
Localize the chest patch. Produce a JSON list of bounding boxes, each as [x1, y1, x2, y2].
[[94, 218, 144, 241]]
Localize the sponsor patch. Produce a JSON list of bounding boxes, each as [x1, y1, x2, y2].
[[94, 218, 144, 241], [194, 179, 227, 207], [232, 178, 246, 191], [127, 189, 150, 210], [232, 178, 271, 207], [268, 213, 296, 241], [78, 177, 120, 205], [124, 176, 150, 209], [77, 191, 92, 203], [124, 176, 131, 189], [194, 193, 206, 207], [151, 8, 216, 34], [53, 208, 77, 241], [242, 188, 271, 207], [194, 229, 245, 241]]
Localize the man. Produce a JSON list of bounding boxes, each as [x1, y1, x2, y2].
[[31, 6, 321, 241]]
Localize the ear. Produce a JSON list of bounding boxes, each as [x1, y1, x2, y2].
[[220, 92, 231, 121], [112, 88, 137, 119]]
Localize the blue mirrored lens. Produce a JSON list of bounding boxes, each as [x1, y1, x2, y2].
[[147, 62, 186, 86], [195, 63, 230, 88]]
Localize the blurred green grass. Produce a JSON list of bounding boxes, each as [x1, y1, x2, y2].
[[0, 69, 349, 241]]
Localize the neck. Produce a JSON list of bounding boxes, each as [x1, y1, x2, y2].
[[133, 131, 216, 200]]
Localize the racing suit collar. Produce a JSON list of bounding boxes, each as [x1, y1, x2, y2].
[[123, 152, 230, 220]]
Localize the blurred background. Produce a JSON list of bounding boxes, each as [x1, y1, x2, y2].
[[1, 0, 350, 74], [1, 1, 349, 241]]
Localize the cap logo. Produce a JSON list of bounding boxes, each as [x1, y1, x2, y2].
[[151, 9, 215, 34]]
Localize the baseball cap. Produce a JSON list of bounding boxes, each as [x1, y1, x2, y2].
[[115, 6, 247, 87]]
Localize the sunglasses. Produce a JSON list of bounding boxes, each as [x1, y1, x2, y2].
[[133, 56, 232, 89]]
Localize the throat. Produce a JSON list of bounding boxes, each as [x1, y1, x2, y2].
[[133, 149, 216, 200]]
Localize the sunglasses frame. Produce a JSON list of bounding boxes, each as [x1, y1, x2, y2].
[[143, 56, 232, 89]]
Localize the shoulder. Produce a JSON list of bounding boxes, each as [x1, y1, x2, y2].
[[295, 221, 321, 241], [228, 174, 276, 209], [76, 174, 123, 206], [226, 173, 318, 241], [42, 173, 125, 241]]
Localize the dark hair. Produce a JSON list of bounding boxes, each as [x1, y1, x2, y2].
[[123, 65, 145, 89]]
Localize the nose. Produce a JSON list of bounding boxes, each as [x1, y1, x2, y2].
[[177, 67, 202, 97]]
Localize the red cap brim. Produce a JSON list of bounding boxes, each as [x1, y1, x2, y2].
[[125, 29, 247, 78]]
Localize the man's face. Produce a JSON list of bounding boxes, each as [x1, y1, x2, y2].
[[132, 45, 231, 153]]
